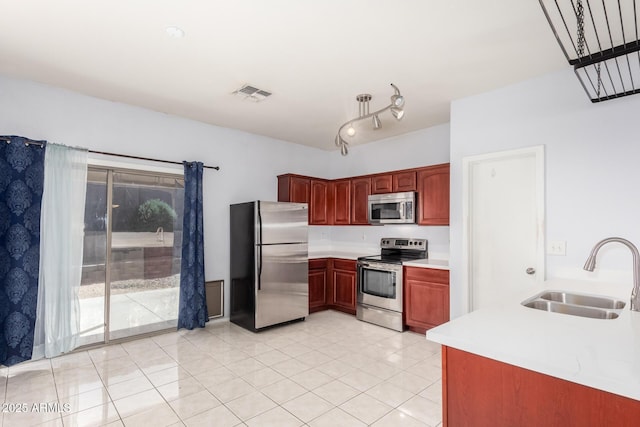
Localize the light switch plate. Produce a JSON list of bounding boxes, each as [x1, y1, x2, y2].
[[547, 240, 566, 256]]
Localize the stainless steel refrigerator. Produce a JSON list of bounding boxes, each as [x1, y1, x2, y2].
[[230, 201, 309, 332]]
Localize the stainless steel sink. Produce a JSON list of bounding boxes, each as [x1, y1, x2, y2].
[[537, 291, 626, 310], [521, 290, 625, 319]]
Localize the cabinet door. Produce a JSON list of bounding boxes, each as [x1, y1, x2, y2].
[[278, 175, 310, 203], [404, 267, 449, 333], [371, 174, 393, 194], [417, 164, 450, 225], [309, 266, 328, 312], [332, 179, 351, 225], [405, 280, 449, 330], [330, 259, 357, 314], [444, 347, 640, 427], [350, 177, 371, 225], [332, 269, 356, 313], [393, 171, 417, 192], [310, 179, 329, 225]]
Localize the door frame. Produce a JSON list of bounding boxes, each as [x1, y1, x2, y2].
[[81, 165, 185, 346], [462, 145, 545, 313]]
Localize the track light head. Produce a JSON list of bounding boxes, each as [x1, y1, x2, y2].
[[372, 115, 382, 129], [340, 141, 349, 156], [391, 107, 404, 120]]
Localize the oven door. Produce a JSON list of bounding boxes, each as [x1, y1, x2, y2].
[[357, 261, 403, 312]]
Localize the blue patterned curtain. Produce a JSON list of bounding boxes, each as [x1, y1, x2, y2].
[[178, 161, 208, 330], [0, 136, 46, 366]]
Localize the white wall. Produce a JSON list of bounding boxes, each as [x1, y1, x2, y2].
[[450, 68, 640, 318], [326, 124, 450, 179], [0, 74, 330, 317], [0, 74, 453, 320]]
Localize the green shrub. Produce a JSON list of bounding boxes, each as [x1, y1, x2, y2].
[[135, 199, 177, 232]]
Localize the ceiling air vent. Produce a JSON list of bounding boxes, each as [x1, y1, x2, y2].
[[539, 0, 640, 103], [233, 84, 272, 102]]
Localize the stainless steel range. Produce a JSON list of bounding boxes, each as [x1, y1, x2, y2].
[[356, 238, 427, 331]]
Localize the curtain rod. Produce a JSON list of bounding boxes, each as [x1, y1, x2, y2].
[[1, 137, 220, 170], [89, 149, 220, 170]]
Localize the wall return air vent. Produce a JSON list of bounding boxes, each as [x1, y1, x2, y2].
[[233, 84, 272, 102], [539, 0, 640, 102]]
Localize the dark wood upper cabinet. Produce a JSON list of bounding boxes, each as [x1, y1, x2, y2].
[[278, 174, 310, 204], [416, 164, 450, 225], [310, 179, 329, 225], [393, 171, 417, 192], [278, 164, 449, 226], [332, 179, 351, 225], [371, 174, 393, 194], [350, 177, 371, 225]]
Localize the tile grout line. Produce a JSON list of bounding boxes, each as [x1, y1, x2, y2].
[[15, 311, 443, 426]]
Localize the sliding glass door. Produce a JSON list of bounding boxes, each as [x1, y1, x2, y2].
[[79, 167, 184, 346]]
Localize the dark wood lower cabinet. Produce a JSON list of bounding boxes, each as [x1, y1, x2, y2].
[[331, 259, 357, 315], [308, 259, 328, 313], [404, 267, 449, 334], [442, 346, 640, 427], [308, 258, 356, 315]]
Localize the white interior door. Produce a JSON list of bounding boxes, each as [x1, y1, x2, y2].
[[464, 146, 545, 311]]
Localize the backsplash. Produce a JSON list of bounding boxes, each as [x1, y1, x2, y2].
[[309, 225, 450, 259]]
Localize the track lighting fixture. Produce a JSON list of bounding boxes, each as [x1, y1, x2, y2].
[[335, 83, 405, 156]]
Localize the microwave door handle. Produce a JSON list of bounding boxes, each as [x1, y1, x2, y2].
[[400, 202, 405, 219]]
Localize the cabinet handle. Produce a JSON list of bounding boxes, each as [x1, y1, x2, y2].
[[526, 267, 536, 275]]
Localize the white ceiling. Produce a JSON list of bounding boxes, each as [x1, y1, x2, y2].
[[0, 0, 567, 151]]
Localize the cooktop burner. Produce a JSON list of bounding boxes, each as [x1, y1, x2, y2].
[[358, 238, 427, 264]]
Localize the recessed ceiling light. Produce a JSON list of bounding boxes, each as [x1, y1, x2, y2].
[[165, 26, 185, 38]]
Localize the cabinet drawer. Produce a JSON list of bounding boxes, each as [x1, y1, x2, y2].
[[332, 258, 356, 271], [309, 258, 328, 270], [404, 266, 449, 284]]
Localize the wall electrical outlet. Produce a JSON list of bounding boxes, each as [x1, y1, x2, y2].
[[547, 240, 567, 256]]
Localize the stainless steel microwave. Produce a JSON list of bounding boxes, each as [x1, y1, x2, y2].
[[368, 192, 416, 224]]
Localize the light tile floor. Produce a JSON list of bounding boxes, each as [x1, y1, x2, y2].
[[0, 310, 443, 427]]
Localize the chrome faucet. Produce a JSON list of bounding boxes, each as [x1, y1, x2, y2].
[[156, 226, 164, 242], [583, 237, 640, 311]]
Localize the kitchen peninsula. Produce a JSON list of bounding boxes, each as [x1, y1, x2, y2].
[[427, 278, 640, 426]]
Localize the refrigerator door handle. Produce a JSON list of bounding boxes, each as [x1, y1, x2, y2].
[[257, 201, 262, 291]]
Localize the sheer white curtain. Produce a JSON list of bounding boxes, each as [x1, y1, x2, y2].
[[32, 144, 88, 359]]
